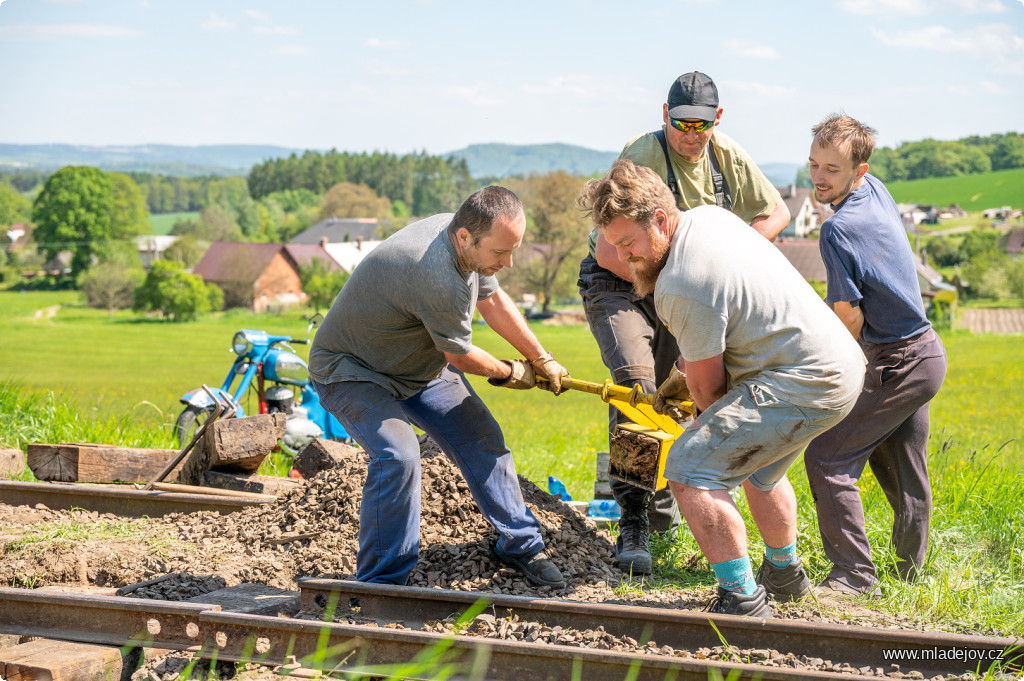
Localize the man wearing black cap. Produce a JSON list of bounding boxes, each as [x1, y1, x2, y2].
[[578, 71, 790, 577]]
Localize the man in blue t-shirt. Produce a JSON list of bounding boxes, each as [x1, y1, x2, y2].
[[804, 114, 948, 597]]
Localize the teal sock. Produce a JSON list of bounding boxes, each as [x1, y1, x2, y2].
[[710, 556, 756, 595], [765, 541, 798, 568]]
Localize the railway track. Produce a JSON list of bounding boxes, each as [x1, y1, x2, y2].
[[0, 579, 1019, 680]]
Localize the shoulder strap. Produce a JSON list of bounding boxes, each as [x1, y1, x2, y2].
[[652, 129, 683, 209], [706, 140, 733, 211]]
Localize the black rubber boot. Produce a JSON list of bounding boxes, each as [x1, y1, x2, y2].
[[615, 501, 652, 576]]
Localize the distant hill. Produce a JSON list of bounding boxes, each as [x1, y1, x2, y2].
[[759, 162, 801, 189], [444, 143, 618, 178], [0, 143, 304, 176], [887, 167, 1024, 209]]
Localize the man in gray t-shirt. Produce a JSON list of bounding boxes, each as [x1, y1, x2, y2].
[[310, 186, 570, 589], [578, 161, 864, 618]]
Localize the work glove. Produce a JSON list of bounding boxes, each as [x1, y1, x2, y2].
[[530, 352, 569, 395], [488, 359, 536, 390], [653, 366, 690, 421]]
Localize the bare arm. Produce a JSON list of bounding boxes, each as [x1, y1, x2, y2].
[[594, 231, 636, 282], [444, 346, 513, 380], [750, 200, 790, 243], [681, 354, 727, 412], [475, 287, 547, 360], [832, 301, 864, 341]]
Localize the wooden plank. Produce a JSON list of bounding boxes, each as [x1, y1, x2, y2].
[[0, 449, 26, 480], [293, 438, 362, 480], [179, 414, 285, 485], [0, 637, 141, 681], [202, 470, 300, 496], [26, 445, 184, 484]]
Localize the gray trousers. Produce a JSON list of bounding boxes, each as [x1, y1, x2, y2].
[[804, 328, 947, 591], [578, 256, 681, 532]]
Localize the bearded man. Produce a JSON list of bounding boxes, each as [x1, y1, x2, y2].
[[578, 160, 865, 617]]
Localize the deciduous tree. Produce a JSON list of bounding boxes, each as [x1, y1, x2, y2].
[[31, 166, 113, 277], [134, 259, 219, 322]]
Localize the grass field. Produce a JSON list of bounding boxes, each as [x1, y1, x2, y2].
[[887, 167, 1024, 209], [149, 211, 199, 235], [1, 291, 1022, 636]]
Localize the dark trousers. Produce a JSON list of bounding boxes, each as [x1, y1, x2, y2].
[[578, 255, 681, 532], [804, 328, 947, 591]]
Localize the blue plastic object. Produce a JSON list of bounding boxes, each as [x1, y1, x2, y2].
[[588, 499, 621, 519], [547, 476, 572, 501]]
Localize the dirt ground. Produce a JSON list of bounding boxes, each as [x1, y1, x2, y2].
[[0, 438, 972, 677]]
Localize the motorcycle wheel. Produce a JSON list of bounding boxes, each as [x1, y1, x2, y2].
[[174, 406, 209, 447]]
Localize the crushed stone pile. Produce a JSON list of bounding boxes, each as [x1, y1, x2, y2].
[[169, 436, 624, 599]]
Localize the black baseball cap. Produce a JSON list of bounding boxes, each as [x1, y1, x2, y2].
[[667, 72, 719, 121]]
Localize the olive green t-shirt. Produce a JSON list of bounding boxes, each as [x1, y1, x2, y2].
[[587, 129, 782, 258], [620, 128, 781, 222]]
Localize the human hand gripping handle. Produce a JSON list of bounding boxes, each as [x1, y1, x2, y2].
[[529, 352, 569, 395], [653, 366, 690, 420]]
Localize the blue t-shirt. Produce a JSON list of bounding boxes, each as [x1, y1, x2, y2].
[[819, 174, 930, 345]]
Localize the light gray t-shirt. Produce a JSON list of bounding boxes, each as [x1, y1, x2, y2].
[[309, 213, 498, 399], [654, 205, 865, 408]]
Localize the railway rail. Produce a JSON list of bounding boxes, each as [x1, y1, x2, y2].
[[0, 580, 1019, 680]]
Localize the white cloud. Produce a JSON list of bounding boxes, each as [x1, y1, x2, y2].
[[254, 25, 299, 35], [362, 59, 412, 77], [272, 45, 312, 57], [839, 0, 1006, 13], [245, 9, 271, 23], [979, 80, 1010, 94], [443, 85, 504, 108], [722, 39, 780, 59], [132, 79, 182, 89], [138, 0, 152, 8], [721, 79, 795, 98], [200, 12, 236, 31], [874, 23, 1024, 74], [0, 23, 142, 40], [365, 37, 408, 49]]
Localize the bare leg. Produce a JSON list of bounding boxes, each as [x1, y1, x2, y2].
[[669, 481, 746, 564], [743, 475, 797, 550]]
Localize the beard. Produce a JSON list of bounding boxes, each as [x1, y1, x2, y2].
[[629, 230, 671, 298]]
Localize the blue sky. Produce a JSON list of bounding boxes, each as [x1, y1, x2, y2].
[[0, 0, 1021, 165]]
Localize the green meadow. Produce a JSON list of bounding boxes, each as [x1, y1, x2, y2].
[[149, 211, 199, 236], [886, 167, 1024, 210], [0, 291, 1022, 637]]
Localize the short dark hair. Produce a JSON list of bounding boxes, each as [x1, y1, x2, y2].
[[812, 113, 877, 166], [448, 186, 523, 244]]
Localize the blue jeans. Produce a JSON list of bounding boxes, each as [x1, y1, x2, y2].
[[312, 367, 545, 585]]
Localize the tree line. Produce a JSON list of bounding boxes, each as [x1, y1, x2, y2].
[[869, 132, 1024, 183], [246, 149, 475, 217]]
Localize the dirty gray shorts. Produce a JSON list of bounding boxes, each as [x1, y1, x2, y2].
[[663, 381, 854, 492]]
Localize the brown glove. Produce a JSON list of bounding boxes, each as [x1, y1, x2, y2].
[[653, 366, 690, 420], [530, 352, 569, 395], [488, 359, 536, 390]]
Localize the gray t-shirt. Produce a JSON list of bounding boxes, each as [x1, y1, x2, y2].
[[309, 213, 498, 399], [654, 205, 865, 408]]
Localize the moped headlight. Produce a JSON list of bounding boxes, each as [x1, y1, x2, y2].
[[232, 331, 253, 356]]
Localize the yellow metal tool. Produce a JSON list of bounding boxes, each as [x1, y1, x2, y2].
[[536, 376, 695, 492]]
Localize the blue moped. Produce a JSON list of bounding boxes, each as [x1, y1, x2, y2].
[[175, 315, 348, 453]]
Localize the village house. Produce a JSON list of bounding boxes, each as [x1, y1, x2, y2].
[[776, 185, 830, 239], [136, 235, 179, 269], [291, 217, 380, 245], [192, 242, 341, 312]]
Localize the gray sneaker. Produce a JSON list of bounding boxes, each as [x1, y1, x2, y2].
[[755, 557, 811, 602], [814, 577, 882, 600], [705, 585, 773, 618], [615, 504, 652, 576]]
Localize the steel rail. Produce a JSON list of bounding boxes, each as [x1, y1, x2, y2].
[[297, 578, 1023, 678], [0, 480, 272, 517], [0, 587, 877, 680]]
